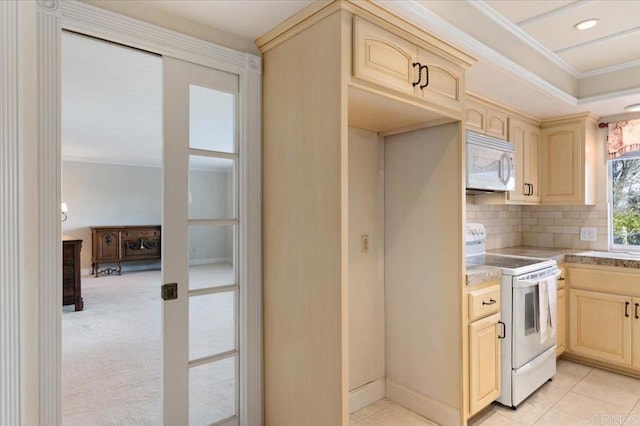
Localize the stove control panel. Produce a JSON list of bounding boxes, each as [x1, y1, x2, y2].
[[465, 223, 487, 243]]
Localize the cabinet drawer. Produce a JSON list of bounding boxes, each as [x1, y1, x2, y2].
[[468, 286, 501, 321], [123, 229, 160, 238]]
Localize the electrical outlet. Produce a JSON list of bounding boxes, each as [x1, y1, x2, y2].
[[361, 235, 369, 253], [580, 227, 597, 242]]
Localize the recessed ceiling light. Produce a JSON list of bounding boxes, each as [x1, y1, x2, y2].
[[574, 19, 599, 30], [624, 104, 640, 112]]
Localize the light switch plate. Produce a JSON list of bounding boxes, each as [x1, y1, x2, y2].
[[580, 227, 597, 242]]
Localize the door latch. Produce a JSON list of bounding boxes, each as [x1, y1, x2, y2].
[[162, 283, 178, 300]]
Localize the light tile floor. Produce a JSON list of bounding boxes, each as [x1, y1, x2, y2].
[[351, 360, 640, 425]]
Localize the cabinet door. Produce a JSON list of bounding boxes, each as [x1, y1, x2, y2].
[[526, 125, 540, 202], [508, 119, 540, 204], [540, 121, 582, 204], [353, 16, 417, 96], [95, 230, 120, 261], [485, 108, 508, 140], [415, 47, 464, 112], [469, 312, 501, 415], [465, 99, 485, 133], [569, 289, 632, 367], [556, 287, 566, 356], [507, 119, 527, 203]]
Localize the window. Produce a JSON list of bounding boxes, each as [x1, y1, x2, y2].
[[610, 157, 640, 250]]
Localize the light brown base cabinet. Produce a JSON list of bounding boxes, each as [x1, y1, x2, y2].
[[567, 265, 640, 373], [569, 289, 632, 366], [469, 312, 501, 415], [466, 281, 501, 417]]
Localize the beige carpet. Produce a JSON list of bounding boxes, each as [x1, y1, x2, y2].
[[62, 264, 236, 426]]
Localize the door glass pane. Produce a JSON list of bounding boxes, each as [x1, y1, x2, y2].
[[189, 357, 236, 425], [189, 224, 236, 290], [189, 291, 236, 361], [189, 84, 235, 153], [189, 155, 235, 220]]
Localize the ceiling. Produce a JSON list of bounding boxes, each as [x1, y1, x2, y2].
[[63, 0, 640, 167]]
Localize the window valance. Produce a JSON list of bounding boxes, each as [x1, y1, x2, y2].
[[608, 119, 640, 159]]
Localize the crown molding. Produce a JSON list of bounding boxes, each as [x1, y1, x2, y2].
[[516, 0, 595, 28], [580, 59, 640, 78], [467, 0, 580, 77], [379, 0, 577, 106], [554, 25, 640, 56], [578, 86, 640, 105]]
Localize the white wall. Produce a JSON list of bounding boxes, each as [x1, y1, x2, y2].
[[62, 161, 162, 272], [348, 128, 385, 392], [62, 161, 233, 272]]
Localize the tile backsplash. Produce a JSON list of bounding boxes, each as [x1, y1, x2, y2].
[[466, 204, 522, 250], [521, 203, 609, 250], [466, 202, 609, 251]]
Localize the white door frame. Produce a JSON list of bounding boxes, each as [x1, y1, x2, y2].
[[30, 1, 262, 424]]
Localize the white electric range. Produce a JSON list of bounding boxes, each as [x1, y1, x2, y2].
[[466, 224, 560, 408]]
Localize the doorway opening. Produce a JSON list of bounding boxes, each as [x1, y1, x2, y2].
[[61, 31, 239, 425]]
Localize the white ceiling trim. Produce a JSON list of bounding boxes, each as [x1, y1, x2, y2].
[[554, 24, 640, 55], [382, 1, 578, 106], [467, 0, 580, 77], [577, 86, 640, 105], [580, 58, 640, 78], [516, 0, 596, 28]]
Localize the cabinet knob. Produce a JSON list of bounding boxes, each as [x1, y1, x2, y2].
[[625, 301, 630, 318], [482, 298, 497, 306], [635, 303, 639, 320]]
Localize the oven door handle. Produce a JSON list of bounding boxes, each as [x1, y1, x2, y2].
[[512, 269, 561, 288]]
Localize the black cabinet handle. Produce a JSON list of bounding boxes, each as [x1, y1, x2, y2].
[[626, 301, 630, 318], [419, 65, 429, 89], [558, 276, 565, 281], [498, 321, 506, 339], [482, 298, 497, 305], [412, 62, 422, 87], [635, 303, 639, 319], [525, 183, 533, 196]]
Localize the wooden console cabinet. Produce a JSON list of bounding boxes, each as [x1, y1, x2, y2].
[[63, 235, 83, 311], [91, 225, 161, 277]]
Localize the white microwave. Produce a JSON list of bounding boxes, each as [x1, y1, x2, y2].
[[466, 131, 515, 192]]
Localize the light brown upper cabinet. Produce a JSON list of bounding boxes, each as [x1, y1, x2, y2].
[[539, 114, 598, 205], [353, 16, 465, 119], [464, 99, 508, 140], [508, 118, 540, 203]]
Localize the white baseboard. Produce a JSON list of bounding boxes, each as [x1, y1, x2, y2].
[[349, 378, 386, 414], [386, 378, 460, 426], [189, 257, 233, 266]]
